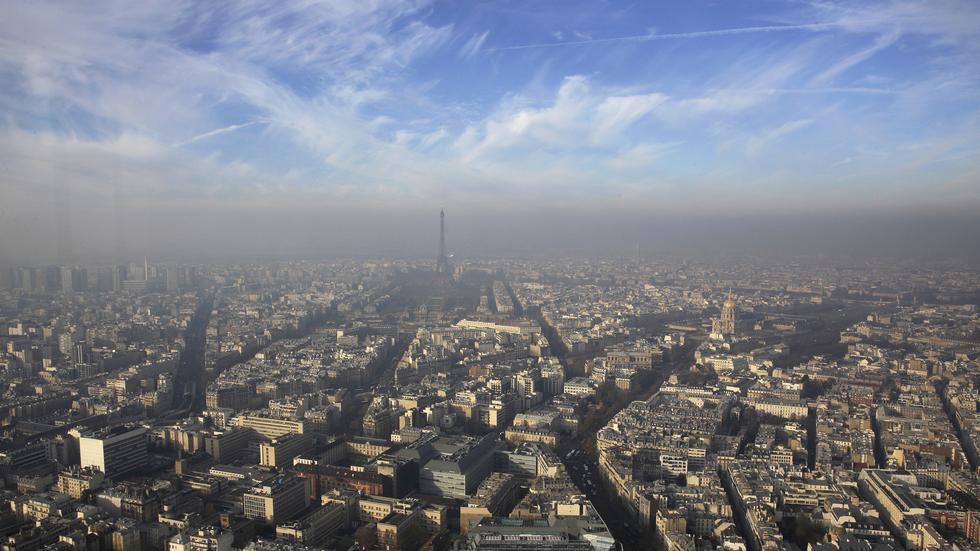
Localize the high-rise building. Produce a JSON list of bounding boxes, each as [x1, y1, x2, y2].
[[18, 267, 36, 293], [0, 267, 12, 290], [419, 434, 497, 499], [259, 433, 312, 468], [60, 266, 87, 293], [112, 265, 127, 291], [207, 385, 251, 410], [242, 475, 310, 525], [165, 265, 180, 292], [72, 341, 90, 365], [203, 427, 254, 463], [95, 267, 115, 291], [41, 266, 61, 292], [61, 266, 74, 293], [79, 426, 148, 479], [180, 266, 197, 288], [275, 501, 347, 547], [235, 414, 308, 439]]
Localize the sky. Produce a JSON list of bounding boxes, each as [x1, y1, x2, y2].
[[1, 0, 979, 263]]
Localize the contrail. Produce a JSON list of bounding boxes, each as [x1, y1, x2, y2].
[[174, 120, 267, 147], [724, 87, 898, 95], [488, 23, 836, 52]]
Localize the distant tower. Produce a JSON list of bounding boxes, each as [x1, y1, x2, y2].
[[436, 209, 451, 274], [713, 289, 738, 337], [144, 256, 149, 281]]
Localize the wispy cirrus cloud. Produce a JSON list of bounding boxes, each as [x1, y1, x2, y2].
[[458, 31, 490, 59], [745, 118, 815, 156], [0, 0, 978, 238], [486, 23, 838, 52], [594, 93, 669, 140], [810, 29, 902, 85]]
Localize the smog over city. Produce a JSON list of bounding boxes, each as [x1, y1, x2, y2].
[[0, 2, 979, 551]]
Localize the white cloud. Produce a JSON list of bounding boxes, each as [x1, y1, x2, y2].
[[0, 0, 977, 222], [0, 0, 460, 202], [458, 76, 674, 162], [458, 75, 593, 160]]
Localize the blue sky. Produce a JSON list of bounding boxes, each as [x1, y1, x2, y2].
[[1, 0, 979, 221]]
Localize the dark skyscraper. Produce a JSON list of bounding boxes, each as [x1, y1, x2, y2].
[[436, 209, 451, 274]]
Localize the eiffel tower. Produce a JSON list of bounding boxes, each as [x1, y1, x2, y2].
[[436, 209, 451, 274]]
